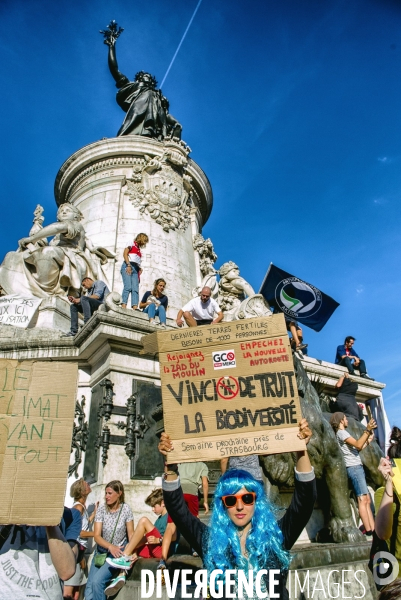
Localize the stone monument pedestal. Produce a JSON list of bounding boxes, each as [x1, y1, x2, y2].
[[33, 296, 72, 331]]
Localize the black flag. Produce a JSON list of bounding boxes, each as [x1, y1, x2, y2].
[[259, 264, 339, 332]]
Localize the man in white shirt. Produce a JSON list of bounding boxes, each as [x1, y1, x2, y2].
[[176, 287, 224, 327]]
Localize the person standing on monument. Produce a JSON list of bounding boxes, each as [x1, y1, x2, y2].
[[330, 412, 376, 538], [120, 233, 149, 310], [176, 286, 223, 327], [286, 319, 307, 353], [62, 277, 110, 337], [139, 278, 168, 327], [221, 455, 264, 482], [157, 461, 209, 568]]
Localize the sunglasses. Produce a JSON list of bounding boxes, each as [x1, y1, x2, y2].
[[221, 492, 256, 508]]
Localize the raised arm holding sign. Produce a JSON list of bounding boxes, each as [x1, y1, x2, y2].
[[158, 421, 316, 599]]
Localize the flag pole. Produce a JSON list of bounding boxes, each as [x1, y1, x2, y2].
[[258, 262, 273, 293]]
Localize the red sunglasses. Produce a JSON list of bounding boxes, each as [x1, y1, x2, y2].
[[221, 492, 256, 508]]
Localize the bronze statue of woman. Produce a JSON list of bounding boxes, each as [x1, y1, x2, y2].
[[100, 21, 182, 140]]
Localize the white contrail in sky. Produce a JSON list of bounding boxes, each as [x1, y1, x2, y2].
[[160, 0, 203, 89]]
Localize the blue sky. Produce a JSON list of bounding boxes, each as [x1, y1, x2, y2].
[[1, 0, 400, 427]]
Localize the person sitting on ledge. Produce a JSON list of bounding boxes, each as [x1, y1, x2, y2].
[[176, 286, 223, 327], [62, 277, 109, 337], [139, 278, 168, 328], [335, 335, 373, 379], [104, 488, 177, 596], [286, 319, 307, 353]]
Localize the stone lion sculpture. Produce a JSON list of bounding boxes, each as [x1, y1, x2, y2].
[[261, 354, 383, 543]]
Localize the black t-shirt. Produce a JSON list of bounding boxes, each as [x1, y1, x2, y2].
[[141, 291, 168, 309], [336, 379, 358, 397], [334, 379, 362, 420]]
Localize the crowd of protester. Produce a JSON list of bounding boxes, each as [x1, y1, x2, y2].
[[2, 232, 399, 598], [3, 423, 398, 599]]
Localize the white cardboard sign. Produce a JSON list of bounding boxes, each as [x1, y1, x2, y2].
[[0, 295, 41, 328]]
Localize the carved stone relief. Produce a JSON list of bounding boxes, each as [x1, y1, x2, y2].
[[123, 140, 194, 233], [192, 233, 218, 297], [192, 236, 272, 320]]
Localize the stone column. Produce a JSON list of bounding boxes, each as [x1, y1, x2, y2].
[[54, 137, 213, 316]]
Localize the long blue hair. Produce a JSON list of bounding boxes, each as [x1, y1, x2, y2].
[[203, 469, 291, 573]]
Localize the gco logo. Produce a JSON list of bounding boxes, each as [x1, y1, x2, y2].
[[212, 349, 236, 370]]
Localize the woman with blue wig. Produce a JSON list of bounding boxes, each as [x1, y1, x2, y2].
[[159, 419, 316, 599]]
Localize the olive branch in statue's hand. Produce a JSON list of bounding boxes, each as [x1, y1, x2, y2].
[[100, 20, 124, 47]]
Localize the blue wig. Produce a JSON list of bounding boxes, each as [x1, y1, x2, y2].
[[203, 469, 291, 574]]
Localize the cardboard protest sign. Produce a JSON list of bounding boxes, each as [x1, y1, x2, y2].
[[0, 295, 42, 328], [0, 360, 78, 525], [142, 313, 305, 462]]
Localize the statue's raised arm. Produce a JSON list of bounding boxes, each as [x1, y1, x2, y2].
[[100, 20, 126, 85], [100, 20, 182, 140]]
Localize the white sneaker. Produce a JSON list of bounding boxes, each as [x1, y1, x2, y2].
[[158, 323, 167, 329], [105, 573, 126, 596]]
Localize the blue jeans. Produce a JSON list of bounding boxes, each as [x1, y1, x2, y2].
[[121, 262, 139, 306], [339, 357, 367, 375], [143, 303, 166, 324], [347, 464, 369, 497], [85, 551, 119, 600], [70, 297, 102, 334]]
